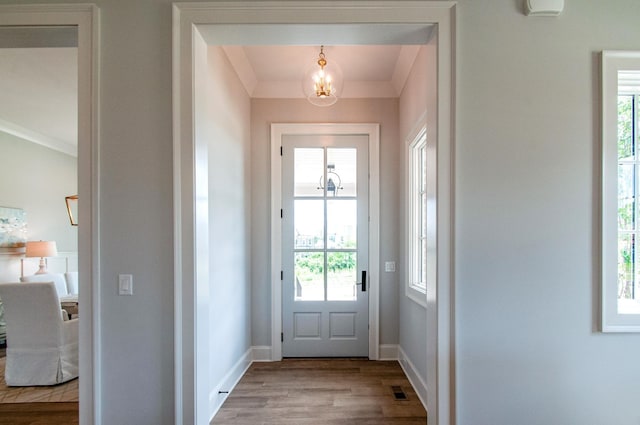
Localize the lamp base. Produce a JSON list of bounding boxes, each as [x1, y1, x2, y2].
[[35, 257, 48, 275]]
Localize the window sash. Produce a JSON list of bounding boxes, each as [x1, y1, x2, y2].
[[407, 129, 427, 303]]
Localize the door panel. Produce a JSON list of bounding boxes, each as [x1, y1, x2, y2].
[[282, 134, 369, 357]]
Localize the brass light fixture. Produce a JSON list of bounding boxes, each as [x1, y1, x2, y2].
[[65, 195, 78, 226], [303, 45, 342, 107], [313, 46, 332, 97]]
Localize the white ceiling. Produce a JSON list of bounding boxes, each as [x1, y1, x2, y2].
[[0, 43, 422, 155], [223, 45, 421, 99]]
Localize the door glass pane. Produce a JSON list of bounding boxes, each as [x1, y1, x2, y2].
[[295, 200, 324, 249], [327, 252, 356, 301], [618, 164, 635, 231], [295, 252, 324, 301], [327, 200, 357, 249], [295, 148, 324, 197], [326, 148, 356, 197]]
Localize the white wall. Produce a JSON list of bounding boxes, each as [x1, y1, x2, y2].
[[0, 131, 77, 281], [202, 45, 252, 418], [250, 98, 401, 349], [456, 1, 640, 424], [398, 44, 434, 391]]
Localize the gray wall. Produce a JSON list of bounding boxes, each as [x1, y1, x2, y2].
[[2, 1, 639, 424], [456, 1, 640, 424], [80, 2, 174, 424], [0, 131, 77, 281], [250, 98, 401, 347]]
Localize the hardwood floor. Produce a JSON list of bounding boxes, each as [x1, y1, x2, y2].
[[0, 402, 78, 425], [0, 352, 425, 424], [212, 358, 427, 425]]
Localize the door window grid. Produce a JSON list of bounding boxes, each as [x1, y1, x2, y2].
[[294, 148, 358, 301]]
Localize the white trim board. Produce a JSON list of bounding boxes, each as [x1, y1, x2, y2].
[[398, 346, 428, 411], [379, 344, 399, 360], [251, 344, 398, 360], [209, 348, 253, 423], [270, 123, 380, 361], [0, 5, 101, 425], [251, 346, 273, 362]]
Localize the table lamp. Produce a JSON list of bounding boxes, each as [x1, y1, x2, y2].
[[25, 241, 58, 274]]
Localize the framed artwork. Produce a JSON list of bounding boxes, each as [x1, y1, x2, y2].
[[0, 206, 27, 250]]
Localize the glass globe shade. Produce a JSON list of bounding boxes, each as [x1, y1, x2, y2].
[[302, 53, 343, 107]]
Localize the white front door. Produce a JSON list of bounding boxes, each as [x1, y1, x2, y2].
[[281, 134, 369, 357]]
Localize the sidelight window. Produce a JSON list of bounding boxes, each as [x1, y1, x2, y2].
[[407, 127, 427, 306], [602, 51, 640, 331]]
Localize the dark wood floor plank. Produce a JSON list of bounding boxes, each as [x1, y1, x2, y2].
[[0, 402, 79, 425], [211, 359, 427, 425]]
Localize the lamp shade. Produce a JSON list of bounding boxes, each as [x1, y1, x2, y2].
[[25, 241, 58, 258]]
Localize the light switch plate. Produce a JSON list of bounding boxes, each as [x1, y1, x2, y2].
[[118, 274, 133, 295], [385, 261, 396, 272]]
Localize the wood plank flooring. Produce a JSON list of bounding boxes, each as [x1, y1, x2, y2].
[[212, 358, 427, 425], [0, 402, 78, 425]]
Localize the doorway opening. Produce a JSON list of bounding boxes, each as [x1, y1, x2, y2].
[[173, 3, 454, 425], [274, 124, 380, 359], [0, 5, 99, 424]]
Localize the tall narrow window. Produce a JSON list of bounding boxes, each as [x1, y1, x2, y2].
[[602, 51, 640, 331], [617, 93, 639, 313], [407, 128, 427, 306]]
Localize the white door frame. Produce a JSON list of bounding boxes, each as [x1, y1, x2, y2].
[[173, 2, 455, 424], [271, 123, 380, 361], [0, 5, 101, 425]]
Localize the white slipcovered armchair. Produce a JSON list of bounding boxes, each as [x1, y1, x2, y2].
[[20, 273, 75, 297], [0, 282, 78, 386]]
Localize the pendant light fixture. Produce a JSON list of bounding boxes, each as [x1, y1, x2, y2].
[[303, 45, 342, 107]]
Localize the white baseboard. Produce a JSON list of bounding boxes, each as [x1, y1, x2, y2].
[[397, 346, 428, 410], [251, 344, 399, 361], [208, 347, 253, 421], [252, 345, 272, 362], [379, 344, 398, 360]]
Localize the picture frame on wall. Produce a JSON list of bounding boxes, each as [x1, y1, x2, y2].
[[0, 206, 27, 254]]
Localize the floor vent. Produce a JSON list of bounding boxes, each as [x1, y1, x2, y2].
[[391, 386, 408, 400]]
